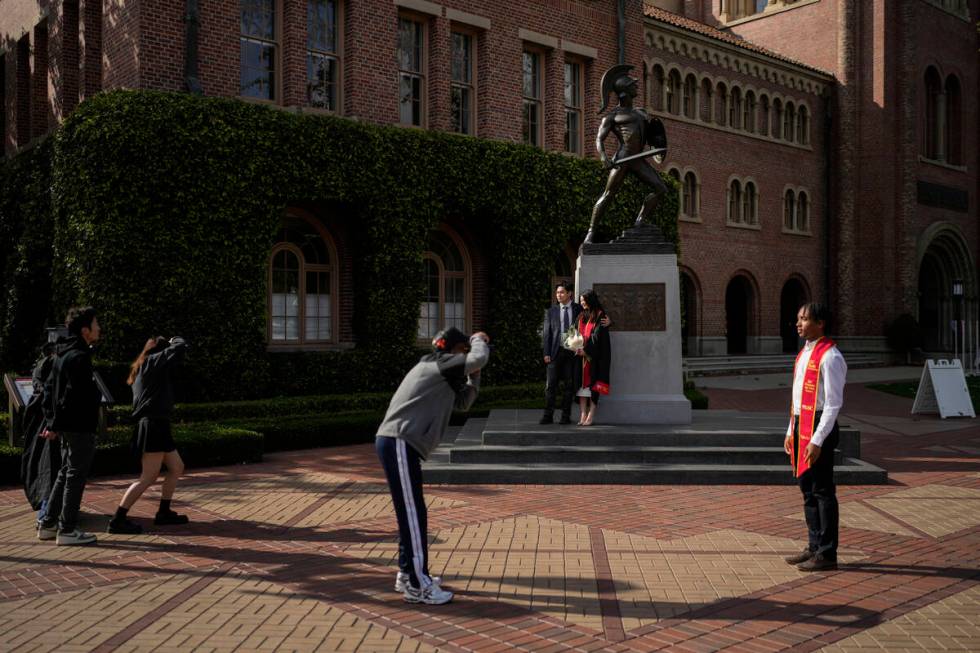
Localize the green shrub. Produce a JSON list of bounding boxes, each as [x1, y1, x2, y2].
[[36, 90, 678, 399], [684, 381, 709, 410]]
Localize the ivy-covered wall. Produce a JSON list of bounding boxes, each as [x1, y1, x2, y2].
[[4, 90, 677, 400]]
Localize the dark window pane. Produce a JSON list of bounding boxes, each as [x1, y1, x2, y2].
[[523, 51, 538, 98], [241, 0, 275, 39], [307, 53, 336, 110], [451, 32, 471, 83], [398, 18, 421, 72], [307, 0, 336, 52]]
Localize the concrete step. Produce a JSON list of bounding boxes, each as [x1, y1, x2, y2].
[[422, 410, 887, 485], [448, 444, 844, 466], [423, 459, 887, 485]]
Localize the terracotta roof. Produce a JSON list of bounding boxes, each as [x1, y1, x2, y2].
[[643, 6, 832, 77]]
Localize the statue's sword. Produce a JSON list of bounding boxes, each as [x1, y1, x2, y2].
[[610, 146, 667, 168]]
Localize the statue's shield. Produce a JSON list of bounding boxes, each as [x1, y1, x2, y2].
[[646, 117, 668, 152]]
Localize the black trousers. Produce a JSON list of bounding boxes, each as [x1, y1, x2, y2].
[[794, 417, 839, 560], [43, 431, 95, 532], [544, 349, 577, 417], [376, 436, 433, 590]]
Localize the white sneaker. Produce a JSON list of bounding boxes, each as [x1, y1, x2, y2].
[[403, 582, 453, 605], [37, 523, 58, 541], [56, 529, 98, 546], [394, 571, 442, 593]]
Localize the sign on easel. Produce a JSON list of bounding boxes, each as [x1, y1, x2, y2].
[[911, 360, 976, 419]]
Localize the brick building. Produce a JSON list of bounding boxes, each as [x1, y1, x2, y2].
[[1, 0, 976, 357]]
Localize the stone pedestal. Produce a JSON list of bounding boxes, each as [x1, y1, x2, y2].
[[575, 223, 691, 424]]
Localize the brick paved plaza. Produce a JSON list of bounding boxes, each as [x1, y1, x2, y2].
[[0, 383, 978, 652]]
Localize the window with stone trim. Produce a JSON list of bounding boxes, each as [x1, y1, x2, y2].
[[759, 94, 770, 136], [729, 87, 742, 130], [398, 15, 426, 126], [683, 74, 697, 119], [419, 228, 470, 341], [715, 82, 728, 126], [796, 191, 809, 232], [241, 0, 278, 100], [669, 168, 682, 219], [666, 69, 682, 115], [772, 98, 783, 139], [522, 48, 543, 146], [742, 181, 757, 225], [451, 30, 476, 135], [783, 189, 795, 231], [683, 171, 699, 219], [699, 78, 713, 122], [564, 59, 584, 153], [796, 105, 808, 144], [727, 179, 742, 224], [743, 91, 756, 134], [268, 215, 337, 346], [945, 74, 962, 165], [923, 67, 941, 160], [784, 102, 795, 143], [306, 0, 340, 111]]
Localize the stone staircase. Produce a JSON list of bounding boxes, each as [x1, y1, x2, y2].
[[423, 409, 888, 485], [684, 353, 885, 377]]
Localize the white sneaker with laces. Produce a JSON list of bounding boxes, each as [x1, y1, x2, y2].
[[37, 523, 58, 541], [394, 571, 441, 593], [56, 529, 98, 546], [403, 582, 453, 605]]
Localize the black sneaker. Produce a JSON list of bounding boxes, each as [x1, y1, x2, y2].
[[107, 518, 143, 535], [539, 413, 554, 425], [154, 510, 189, 526], [784, 548, 814, 565]]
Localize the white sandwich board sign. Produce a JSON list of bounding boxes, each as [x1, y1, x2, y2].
[[911, 360, 976, 419]]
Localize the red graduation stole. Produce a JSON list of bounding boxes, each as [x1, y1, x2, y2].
[[791, 337, 836, 477]]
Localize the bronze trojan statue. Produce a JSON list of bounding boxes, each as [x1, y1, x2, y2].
[[585, 64, 669, 244]]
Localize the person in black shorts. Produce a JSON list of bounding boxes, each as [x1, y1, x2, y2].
[[107, 336, 189, 534]]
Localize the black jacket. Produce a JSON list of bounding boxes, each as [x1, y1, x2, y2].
[[582, 314, 611, 390], [43, 336, 101, 433], [132, 338, 188, 420], [22, 354, 61, 509], [542, 302, 583, 359]]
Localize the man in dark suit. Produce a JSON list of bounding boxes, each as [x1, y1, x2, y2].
[[541, 283, 583, 424]]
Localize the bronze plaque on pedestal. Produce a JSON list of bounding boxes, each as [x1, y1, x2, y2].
[[593, 283, 666, 331]]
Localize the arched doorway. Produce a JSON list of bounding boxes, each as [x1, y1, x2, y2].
[[916, 224, 975, 352], [680, 271, 700, 356], [780, 278, 809, 353], [725, 275, 753, 354]]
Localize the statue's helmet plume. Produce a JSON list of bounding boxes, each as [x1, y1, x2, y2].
[[598, 64, 637, 114]]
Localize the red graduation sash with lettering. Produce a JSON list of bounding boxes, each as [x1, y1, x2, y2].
[[791, 337, 835, 477]]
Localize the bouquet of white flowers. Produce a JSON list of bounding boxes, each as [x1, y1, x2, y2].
[[561, 325, 584, 352]]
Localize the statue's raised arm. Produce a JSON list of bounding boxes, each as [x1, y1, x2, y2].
[[584, 65, 669, 244]]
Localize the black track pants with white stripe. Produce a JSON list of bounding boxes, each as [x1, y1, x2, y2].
[[376, 436, 432, 590]]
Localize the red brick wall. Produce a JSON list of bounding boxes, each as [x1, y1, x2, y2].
[[15, 34, 31, 147], [102, 0, 140, 89], [80, 0, 103, 100]]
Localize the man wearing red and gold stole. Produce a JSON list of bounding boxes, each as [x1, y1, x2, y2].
[[783, 303, 847, 572]]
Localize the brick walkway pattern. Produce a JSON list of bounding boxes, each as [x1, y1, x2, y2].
[[0, 382, 978, 652]]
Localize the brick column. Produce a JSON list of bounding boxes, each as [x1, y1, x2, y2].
[[52, 0, 81, 121], [895, 0, 920, 318], [79, 0, 102, 101], [427, 14, 451, 132], [833, 0, 858, 336], [16, 35, 31, 147], [544, 47, 564, 151], [345, 0, 397, 123], [32, 20, 50, 138], [281, 0, 306, 107]]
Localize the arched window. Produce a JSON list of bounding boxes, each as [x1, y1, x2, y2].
[[796, 105, 808, 144], [729, 87, 742, 130], [683, 171, 699, 218], [651, 65, 665, 112], [269, 215, 336, 345], [666, 69, 682, 115], [797, 191, 809, 232], [759, 95, 770, 136], [716, 82, 728, 126], [924, 67, 941, 160], [419, 228, 469, 340], [772, 98, 783, 139], [783, 189, 796, 231], [945, 74, 962, 165], [669, 167, 682, 219], [683, 74, 698, 119], [700, 78, 713, 122], [728, 179, 742, 224], [784, 102, 795, 143], [744, 91, 756, 134], [742, 181, 757, 225]]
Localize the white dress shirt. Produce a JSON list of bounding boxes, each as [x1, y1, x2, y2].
[[787, 339, 847, 447]]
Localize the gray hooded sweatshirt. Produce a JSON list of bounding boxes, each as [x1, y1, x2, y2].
[[376, 336, 489, 459]]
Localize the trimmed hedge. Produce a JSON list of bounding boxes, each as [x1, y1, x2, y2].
[[39, 90, 677, 400]]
